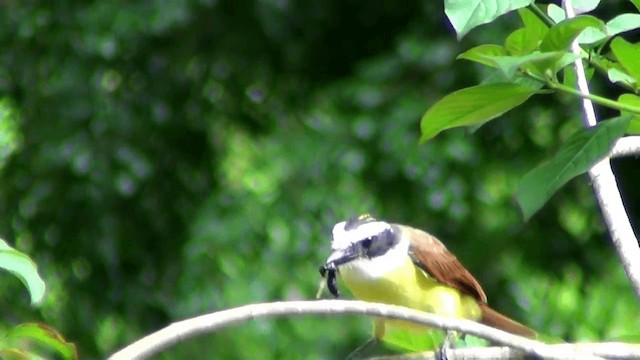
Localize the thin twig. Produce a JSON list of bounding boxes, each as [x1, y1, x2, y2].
[[562, 0, 640, 300], [107, 300, 630, 360]]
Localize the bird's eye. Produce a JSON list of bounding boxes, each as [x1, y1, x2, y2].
[[362, 237, 373, 248]]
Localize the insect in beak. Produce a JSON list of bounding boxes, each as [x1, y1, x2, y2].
[[318, 263, 339, 297]]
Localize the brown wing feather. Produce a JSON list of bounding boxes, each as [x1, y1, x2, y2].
[[479, 303, 537, 338], [400, 225, 537, 337], [400, 225, 488, 303]]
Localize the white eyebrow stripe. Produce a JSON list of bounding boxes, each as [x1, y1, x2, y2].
[[331, 221, 391, 250]]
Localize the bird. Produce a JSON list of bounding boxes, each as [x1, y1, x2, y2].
[[320, 214, 536, 344]]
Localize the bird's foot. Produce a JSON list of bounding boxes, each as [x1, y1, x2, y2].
[[435, 331, 458, 360]]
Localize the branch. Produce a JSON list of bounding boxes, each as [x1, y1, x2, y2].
[[563, 0, 640, 300], [611, 136, 640, 158], [370, 343, 640, 360], [108, 300, 640, 360]]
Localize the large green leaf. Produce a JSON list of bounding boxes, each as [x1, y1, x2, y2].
[[516, 116, 630, 220], [7, 323, 78, 360], [0, 239, 46, 306], [618, 94, 640, 134], [444, 0, 533, 40], [540, 15, 604, 51], [420, 83, 537, 142], [611, 37, 640, 84]]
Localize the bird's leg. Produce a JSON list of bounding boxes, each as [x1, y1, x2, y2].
[[435, 330, 458, 360]]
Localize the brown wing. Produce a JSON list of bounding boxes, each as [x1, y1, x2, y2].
[[400, 225, 488, 303]]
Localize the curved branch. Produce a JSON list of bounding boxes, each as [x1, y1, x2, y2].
[[611, 136, 640, 158], [563, 0, 640, 300], [371, 342, 640, 360], [107, 300, 632, 360]]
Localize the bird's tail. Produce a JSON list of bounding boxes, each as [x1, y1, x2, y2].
[[478, 303, 537, 338]]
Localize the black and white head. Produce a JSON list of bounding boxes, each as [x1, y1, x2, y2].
[[325, 214, 408, 278]]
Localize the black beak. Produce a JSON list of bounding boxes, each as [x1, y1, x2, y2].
[[325, 247, 359, 267]]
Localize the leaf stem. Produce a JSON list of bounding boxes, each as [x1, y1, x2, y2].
[[528, 3, 556, 28], [547, 80, 640, 114]]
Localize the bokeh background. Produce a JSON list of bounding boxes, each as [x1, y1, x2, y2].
[[1, 1, 639, 359]]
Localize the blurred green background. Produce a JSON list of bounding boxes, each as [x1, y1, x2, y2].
[[1, 1, 639, 359]]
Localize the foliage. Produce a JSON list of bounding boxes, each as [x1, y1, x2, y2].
[[0, 238, 76, 358], [0, 0, 638, 359], [425, 1, 640, 220], [0, 239, 45, 306]]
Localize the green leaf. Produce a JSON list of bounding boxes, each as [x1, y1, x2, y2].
[[444, 0, 533, 40], [516, 116, 630, 220], [457, 44, 506, 67], [573, 0, 600, 13], [519, 7, 549, 36], [611, 37, 640, 84], [563, 66, 577, 88], [516, 7, 549, 53], [481, 68, 545, 90], [481, 53, 541, 77], [606, 14, 640, 36], [547, 4, 566, 23], [611, 333, 640, 342], [627, 119, 640, 135], [546, 52, 584, 74], [420, 83, 537, 142], [631, 0, 640, 12], [454, 335, 490, 348], [618, 94, 640, 134], [505, 28, 531, 55], [483, 51, 579, 78], [564, 65, 594, 87], [608, 68, 636, 87], [383, 327, 444, 352], [7, 323, 78, 360], [508, 7, 553, 55], [579, 14, 640, 44], [576, 27, 607, 45], [0, 239, 46, 306], [540, 16, 605, 51], [0, 348, 30, 360]]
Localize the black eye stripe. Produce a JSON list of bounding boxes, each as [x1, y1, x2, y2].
[[362, 237, 374, 248], [361, 228, 398, 258]]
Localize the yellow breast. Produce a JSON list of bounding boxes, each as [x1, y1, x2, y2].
[[339, 256, 481, 335]]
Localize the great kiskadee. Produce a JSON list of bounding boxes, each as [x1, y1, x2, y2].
[[321, 214, 535, 341]]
